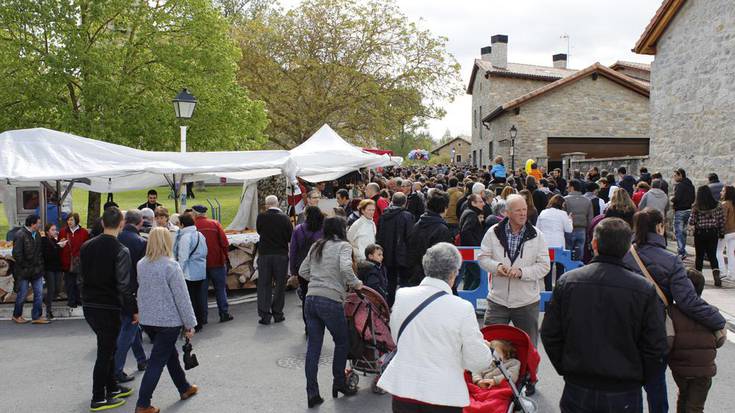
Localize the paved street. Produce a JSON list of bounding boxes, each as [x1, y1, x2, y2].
[[3, 291, 735, 413]]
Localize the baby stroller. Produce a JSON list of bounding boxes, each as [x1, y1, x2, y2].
[[464, 325, 541, 413], [344, 287, 395, 393]]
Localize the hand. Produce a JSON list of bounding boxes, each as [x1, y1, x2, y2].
[[353, 283, 364, 291], [496, 264, 508, 277], [184, 328, 194, 339], [508, 267, 523, 279], [131, 313, 139, 325], [477, 379, 494, 389]]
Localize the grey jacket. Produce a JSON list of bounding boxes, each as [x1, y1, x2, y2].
[[136, 257, 197, 330], [299, 239, 363, 303], [639, 188, 669, 216], [564, 192, 593, 229]]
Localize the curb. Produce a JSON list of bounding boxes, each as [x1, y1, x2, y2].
[[0, 292, 257, 321]]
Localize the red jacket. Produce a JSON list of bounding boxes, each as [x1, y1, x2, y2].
[[59, 226, 89, 272], [632, 189, 647, 207], [372, 195, 389, 228], [195, 216, 230, 268]]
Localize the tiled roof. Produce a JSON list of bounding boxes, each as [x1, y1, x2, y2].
[[467, 59, 577, 94], [610, 60, 651, 72], [482, 63, 650, 123], [634, 0, 687, 55]]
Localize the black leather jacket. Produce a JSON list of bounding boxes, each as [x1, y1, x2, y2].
[[12, 227, 44, 280], [80, 234, 137, 314]]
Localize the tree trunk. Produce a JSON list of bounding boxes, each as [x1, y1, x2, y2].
[[87, 191, 101, 228]]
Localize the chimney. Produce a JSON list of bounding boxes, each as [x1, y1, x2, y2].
[[480, 46, 492, 61], [490, 34, 508, 69], [553, 53, 568, 69]]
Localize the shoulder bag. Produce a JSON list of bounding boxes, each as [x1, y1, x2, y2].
[[630, 246, 677, 351], [380, 290, 447, 374]]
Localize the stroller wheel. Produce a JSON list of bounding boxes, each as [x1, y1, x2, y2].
[[371, 376, 386, 395], [346, 370, 359, 392]]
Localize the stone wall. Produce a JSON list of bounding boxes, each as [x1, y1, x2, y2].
[[648, 0, 735, 186], [486, 75, 650, 172]]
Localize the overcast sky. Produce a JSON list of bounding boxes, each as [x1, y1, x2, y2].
[[282, 0, 663, 142]]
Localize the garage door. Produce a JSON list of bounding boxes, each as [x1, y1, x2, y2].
[[547, 137, 649, 161]]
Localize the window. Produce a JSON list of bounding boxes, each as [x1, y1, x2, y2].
[[472, 150, 477, 167], [489, 141, 494, 160], [479, 149, 483, 168], [456, 154, 462, 163], [473, 109, 477, 129]]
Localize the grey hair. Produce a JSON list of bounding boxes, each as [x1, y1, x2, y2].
[[391, 192, 407, 207], [492, 200, 507, 216], [505, 194, 525, 211], [265, 195, 279, 207], [125, 209, 143, 225], [422, 242, 462, 282], [472, 182, 486, 195], [140, 208, 155, 221]]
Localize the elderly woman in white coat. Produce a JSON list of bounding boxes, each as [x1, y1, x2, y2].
[[378, 243, 493, 412], [347, 199, 376, 260], [536, 194, 573, 291]]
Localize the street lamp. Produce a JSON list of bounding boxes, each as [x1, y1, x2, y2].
[[509, 125, 517, 173], [173, 88, 197, 211]]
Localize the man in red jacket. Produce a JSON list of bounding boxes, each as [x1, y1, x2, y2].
[[193, 205, 233, 323]]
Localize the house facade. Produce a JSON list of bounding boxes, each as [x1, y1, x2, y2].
[[431, 136, 471, 165], [634, 0, 735, 184]]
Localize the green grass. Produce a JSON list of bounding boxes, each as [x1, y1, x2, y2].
[[0, 184, 245, 235]]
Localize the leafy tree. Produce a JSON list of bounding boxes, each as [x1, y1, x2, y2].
[[382, 122, 434, 158], [234, 0, 462, 149], [0, 0, 268, 223]]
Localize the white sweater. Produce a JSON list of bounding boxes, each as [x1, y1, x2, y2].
[[347, 215, 376, 260], [536, 208, 573, 249]]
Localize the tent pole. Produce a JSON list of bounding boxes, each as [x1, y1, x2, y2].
[[55, 180, 62, 227], [39, 182, 47, 229]]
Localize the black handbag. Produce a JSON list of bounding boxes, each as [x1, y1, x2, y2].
[[182, 338, 199, 370]]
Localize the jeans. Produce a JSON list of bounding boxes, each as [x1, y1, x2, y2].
[[137, 326, 190, 408], [544, 263, 564, 291], [304, 295, 349, 398], [484, 300, 539, 348], [567, 228, 586, 261], [672, 373, 712, 413], [83, 307, 122, 401], [186, 280, 207, 328], [65, 272, 81, 306], [560, 382, 643, 413], [392, 397, 463, 412], [716, 232, 735, 276], [674, 210, 691, 257], [694, 229, 719, 272], [257, 254, 289, 320], [644, 361, 669, 413], [205, 266, 228, 321], [114, 313, 147, 376], [13, 275, 44, 319], [43, 271, 62, 314]]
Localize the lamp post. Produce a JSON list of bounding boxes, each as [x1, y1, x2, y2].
[[509, 125, 517, 174], [173, 88, 197, 212]]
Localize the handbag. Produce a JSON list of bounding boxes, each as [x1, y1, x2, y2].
[[629, 246, 676, 350], [380, 290, 447, 374], [182, 337, 199, 370]]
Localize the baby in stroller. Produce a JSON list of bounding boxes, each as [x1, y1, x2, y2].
[[472, 340, 521, 389]]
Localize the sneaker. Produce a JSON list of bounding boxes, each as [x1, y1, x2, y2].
[[180, 384, 199, 400], [219, 313, 234, 323], [47, 311, 55, 320], [137, 360, 147, 372], [31, 318, 51, 324], [90, 398, 126, 411], [12, 316, 29, 324], [108, 385, 133, 399], [115, 371, 135, 383]]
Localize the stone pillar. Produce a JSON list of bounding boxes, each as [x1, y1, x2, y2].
[[560, 152, 588, 181]]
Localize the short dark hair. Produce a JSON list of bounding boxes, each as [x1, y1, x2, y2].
[[147, 189, 158, 197], [103, 201, 119, 210], [593, 217, 632, 258], [633, 207, 664, 246], [179, 213, 196, 227], [546, 194, 565, 210], [25, 214, 40, 227], [426, 190, 450, 214], [569, 179, 584, 192], [640, 167, 648, 174], [101, 207, 124, 229], [448, 177, 459, 187], [586, 182, 599, 192], [618, 166, 627, 175], [365, 244, 383, 258], [391, 192, 407, 207], [67, 212, 81, 226], [675, 168, 687, 179], [336, 189, 349, 199], [708, 173, 719, 183], [651, 179, 662, 189]]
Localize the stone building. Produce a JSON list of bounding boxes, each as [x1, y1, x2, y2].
[[468, 35, 651, 172], [634, 0, 735, 184], [610, 61, 651, 85], [430, 136, 471, 164]]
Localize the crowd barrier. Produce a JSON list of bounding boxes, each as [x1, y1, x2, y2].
[[456, 247, 584, 312]]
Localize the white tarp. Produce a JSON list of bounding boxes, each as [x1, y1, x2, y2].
[[0, 128, 296, 192]]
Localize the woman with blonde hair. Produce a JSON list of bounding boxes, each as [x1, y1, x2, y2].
[[347, 199, 377, 260], [135, 228, 198, 413]]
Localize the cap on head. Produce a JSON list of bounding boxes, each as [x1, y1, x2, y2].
[[192, 205, 208, 214]]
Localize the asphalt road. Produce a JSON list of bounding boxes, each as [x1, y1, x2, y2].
[[3, 291, 735, 413]]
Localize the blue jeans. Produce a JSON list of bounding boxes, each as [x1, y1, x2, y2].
[[13, 275, 44, 319], [137, 326, 190, 408], [304, 295, 349, 398], [560, 382, 642, 413], [114, 313, 147, 375], [567, 228, 586, 261], [205, 266, 228, 320], [644, 362, 669, 413], [674, 210, 691, 257]]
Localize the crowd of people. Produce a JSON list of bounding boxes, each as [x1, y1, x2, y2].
[[8, 157, 734, 412]]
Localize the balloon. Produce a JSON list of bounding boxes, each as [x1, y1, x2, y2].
[[525, 159, 535, 174]]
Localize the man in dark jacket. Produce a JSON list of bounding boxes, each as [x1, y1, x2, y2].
[[406, 190, 453, 286], [12, 214, 47, 324], [673, 168, 696, 260], [541, 218, 668, 413], [617, 166, 637, 196], [376, 192, 414, 305], [80, 207, 138, 411], [707, 173, 724, 202], [255, 195, 294, 325], [406, 182, 425, 222], [114, 209, 148, 383]]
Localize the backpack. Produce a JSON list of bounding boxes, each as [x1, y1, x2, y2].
[[294, 225, 320, 276]]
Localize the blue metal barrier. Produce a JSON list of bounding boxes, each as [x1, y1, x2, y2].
[[456, 247, 583, 312]]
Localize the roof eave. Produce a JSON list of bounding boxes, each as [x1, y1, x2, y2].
[[633, 0, 686, 55]]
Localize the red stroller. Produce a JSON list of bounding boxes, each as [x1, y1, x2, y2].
[[464, 325, 541, 413], [344, 287, 395, 393]]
